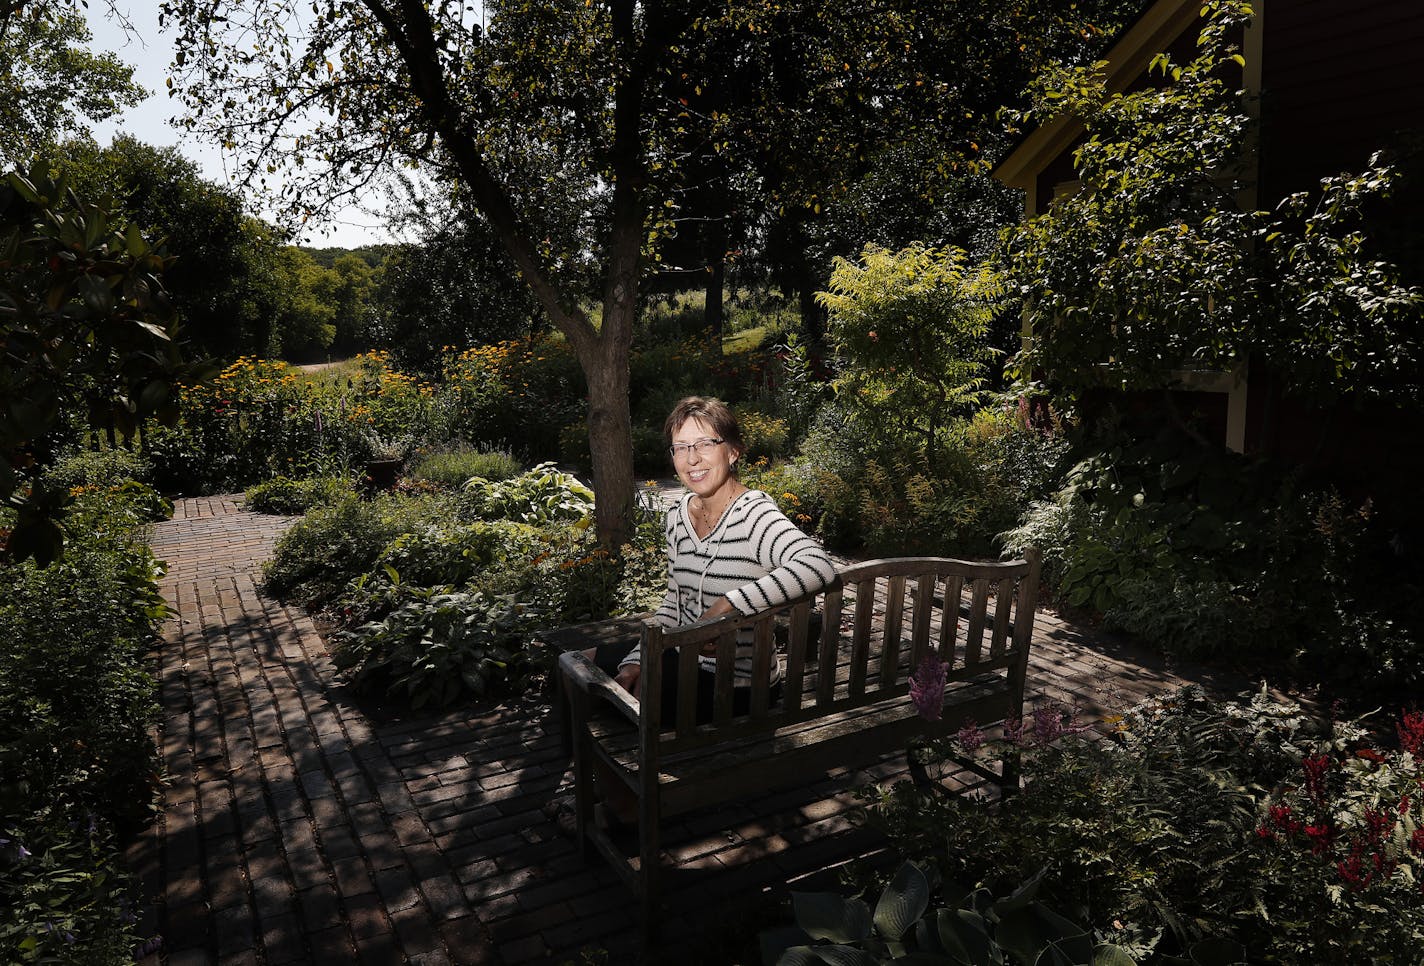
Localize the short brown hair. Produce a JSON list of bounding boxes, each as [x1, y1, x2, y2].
[[664, 396, 744, 455]]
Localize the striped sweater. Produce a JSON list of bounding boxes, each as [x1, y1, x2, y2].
[[620, 489, 839, 684]]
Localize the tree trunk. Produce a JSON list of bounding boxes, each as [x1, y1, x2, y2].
[[703, 216, 726, 339], [584, 332, 636, 550]]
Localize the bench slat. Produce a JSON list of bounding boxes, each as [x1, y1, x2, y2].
[[939, 574, 964, 668], [849, 579, 874, 700], [713, 626, 737, 724], [817, 588, 843, 708], [751, 619, 775, 718], [784, 600, 811, 713], [991, 576, 1014, 658], [965, 577, 989, 665], [910, 573, 934, 677], [879, 574, 906, 689]]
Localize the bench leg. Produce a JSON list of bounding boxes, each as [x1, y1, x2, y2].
[[638, 788, 662, 942], [567, 690, 598, 861]]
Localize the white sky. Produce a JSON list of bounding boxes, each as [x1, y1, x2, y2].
[[83, 2, 397, 249]]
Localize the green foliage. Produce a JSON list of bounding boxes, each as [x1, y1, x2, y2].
[[761, 862, 1147, 966], [410, 447, 522, 488], [0, 820, 155, 965], [440, 339, 586, 461], [45, 134, 262, 361], [261, 490, 458, 608], [820, 243, 1003, 469], [1, 162, 191, 562], [458, 463, 595, 528], [244, 475, 355, 515], [1004, 0, 1424, 403], [864, 687, 1424, 964], [332, 587, 542, 708], [373, 215, 543, 376], [753, 400, 1068, 557], [999, 418, 1422, 694], [38, 447, 149, 491], [0, 5, 145, 167], [143, 352, 446, 493], [0, 479, 164, 962], [736, 409, 792, 463]]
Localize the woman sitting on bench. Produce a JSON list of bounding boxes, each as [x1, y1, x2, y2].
[[581, 396, 838, 819]]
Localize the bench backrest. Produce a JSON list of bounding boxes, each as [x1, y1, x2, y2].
[[637, 552, 1041, 758]]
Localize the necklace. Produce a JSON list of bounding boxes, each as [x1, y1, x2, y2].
[[692, 486, 742, 533]]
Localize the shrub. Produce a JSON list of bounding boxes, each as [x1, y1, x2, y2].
[[759, 399, 1068, 557], [863, 687, 1424, 964], [735, 409, 790, 462], [0, 486, 165, 962], [999, 418, 1422, 695], [143, 352, 444, 493], [261, 491, 457, 607], [410, 447, 522, 488], [244, 475, 355, 515], [760, 862, 1150, 966], [440, 338, 584, 459], [40, 448, 150, 491], [331, 587, 544, 708], [458, 463, 595, 528], [0, 820, 157, 965]]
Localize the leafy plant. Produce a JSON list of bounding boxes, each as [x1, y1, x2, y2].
[[0, 819, 157, 965], [330, 587, 543, 708], [1003, 0, 1423, 404], [459, 462, 595, 528], [863, 686, 1424, 964], [1, 163, 193, 562], [761, 862, 1156, 966], [261, 491, 457, 607], [999, 417, 1422, 694], [409, 446, 522, 488], [244, 474, 355, 515], [818, 242, 1003, 470]]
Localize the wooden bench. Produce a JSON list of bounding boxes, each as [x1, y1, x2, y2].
[[555, 551, 1041, 928]]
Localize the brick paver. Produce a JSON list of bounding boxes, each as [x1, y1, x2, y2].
[[131, 492, 1250, 965]]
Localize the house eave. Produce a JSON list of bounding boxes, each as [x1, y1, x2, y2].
[[992, 0, 1207, 192]]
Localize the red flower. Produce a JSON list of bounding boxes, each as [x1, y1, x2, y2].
[[1305, 823, 1334, 855], [1399, 711, 1424, 757], [1410, 828, 1424, 857], [1303, 754, 1332, 804]]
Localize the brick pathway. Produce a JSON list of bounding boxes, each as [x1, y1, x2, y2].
[[128, 494, 1251, 966]]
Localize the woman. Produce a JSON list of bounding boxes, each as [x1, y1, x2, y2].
[[590, 395, 838, 722]]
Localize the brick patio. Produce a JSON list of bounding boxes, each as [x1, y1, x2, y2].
[[127, 494, 1251, 965]]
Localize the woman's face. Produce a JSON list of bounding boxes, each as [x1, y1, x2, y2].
[[670, 416, 739, 499]]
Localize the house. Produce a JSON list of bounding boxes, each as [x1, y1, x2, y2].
[[993, 0, 1424, 527]]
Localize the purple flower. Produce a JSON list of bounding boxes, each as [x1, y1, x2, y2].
[[15, 844, 30, 860], [1003, 715, 1027, 746], [910, 655, 948, 721], [956, 719, 985, 754]]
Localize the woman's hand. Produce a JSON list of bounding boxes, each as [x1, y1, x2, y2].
[[614, 663, 641, 698], [698, 598, 737, 654], [699, 597, 736, 621]]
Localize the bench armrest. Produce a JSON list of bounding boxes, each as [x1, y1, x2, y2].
[[558, 649, 642, 726]]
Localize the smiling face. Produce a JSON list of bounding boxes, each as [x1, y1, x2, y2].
[[670, 416, 741, 501]]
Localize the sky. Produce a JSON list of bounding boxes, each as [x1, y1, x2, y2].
[[83, 3, 397, 250]]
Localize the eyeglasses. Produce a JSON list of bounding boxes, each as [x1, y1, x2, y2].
[[669, 437, 724, 460]]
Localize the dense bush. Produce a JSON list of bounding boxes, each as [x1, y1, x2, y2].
[[1000, 418, 1422, 695], [262, 466, 665, 709], [409, 446, 521, 488], [440, 338, 584, 461], [0, 486, 166, 962], [864, 687, 1424, 963], [244, 474, 356, 515], [261, 491, 460, 607], [748, 401, 1068, 558], [142, 353, 446, 493]]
